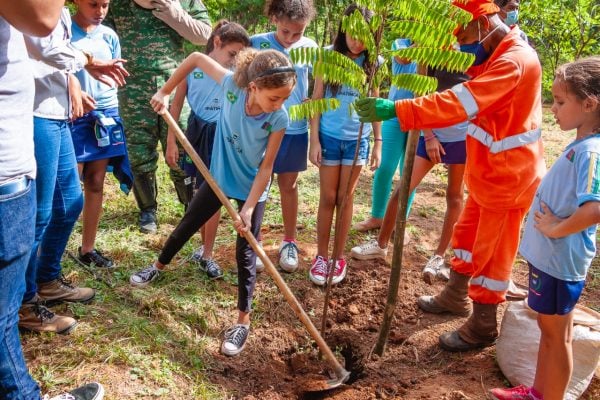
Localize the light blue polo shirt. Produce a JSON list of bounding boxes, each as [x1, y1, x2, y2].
[[251, 32, 317, 135], [186, 68, 221, 122], [388, 38, 417, 102], [210, 72, 289, 202], [71, 22, 119, 109], [520, 134, 600, 281]]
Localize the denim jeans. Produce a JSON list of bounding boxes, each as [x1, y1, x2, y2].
[[23, 118, 83, 302], [0, 179, 41, 399]]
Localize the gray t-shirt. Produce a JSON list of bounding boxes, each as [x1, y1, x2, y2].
[[0, 18, 36, 183]]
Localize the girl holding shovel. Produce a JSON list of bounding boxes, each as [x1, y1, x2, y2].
[[129, 48, 296, 357]]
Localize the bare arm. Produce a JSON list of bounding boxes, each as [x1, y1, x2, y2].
[[234, 129, 286, 233], [534, 201, 600, 239], [165, 80, 188, 169], [150, 52, 227, 113], [0, 0, 63, 37]]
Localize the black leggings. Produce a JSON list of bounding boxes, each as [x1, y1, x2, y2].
[[158, 181, 265, 313]]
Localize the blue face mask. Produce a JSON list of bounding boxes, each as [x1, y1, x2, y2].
[[505, 10, 519, 26], [460, 22, 501, 66]]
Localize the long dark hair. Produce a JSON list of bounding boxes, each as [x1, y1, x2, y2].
[[205, 20, 251, 55], [264, 0, 316, 22], [327, 3, 374, 97]]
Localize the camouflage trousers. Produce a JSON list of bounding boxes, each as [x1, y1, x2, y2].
[[119, 70, 191, 210]]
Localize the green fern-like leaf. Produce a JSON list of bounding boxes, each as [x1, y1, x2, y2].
[[391, 73, 438, 96], [391, 47, 475, 73], [288, 98, 341, 121], [289, 48, 364, 77], [388, 20, 456, 48], [313, 61, 367, 93]]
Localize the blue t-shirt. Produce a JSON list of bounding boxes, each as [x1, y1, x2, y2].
[[210, 72, 289, 202], [71, 22, 119, 109], [520, 134, 600, 281], [388, 38, 417, 101], [251, 32, 317, 135], [320, 51, 380, 141], [186, 67, 222, 123]]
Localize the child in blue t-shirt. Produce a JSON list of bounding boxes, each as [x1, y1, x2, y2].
[[70, 0, 133, 269], [308, 4, 382, 287], [165, 21, 250, 280], [250, 0, 317, 274], [130, 48, 296, 357], [490, 56, 600, 400]]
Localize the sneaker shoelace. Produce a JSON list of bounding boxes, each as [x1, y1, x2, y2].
[[361, 239, 379, 252], [87, 249, 111, 265], [312, 257, 328, 276], [224, 325, 248, 348], [137, 266, 158, 281], [334, 259, 346, 275], [57, 275, 76, 290], [204, 259, 220, 274], [283, 242, 298, 261], [32, 303, 55, 323]]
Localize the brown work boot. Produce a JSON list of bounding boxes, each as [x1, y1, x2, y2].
[[18, 296, 77, 335], [417, 269, 472, 316], [37, 275, 95, 305], [439, 302, 499, 352]]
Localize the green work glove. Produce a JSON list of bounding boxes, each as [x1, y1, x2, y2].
[[355, 97, 396, 122]]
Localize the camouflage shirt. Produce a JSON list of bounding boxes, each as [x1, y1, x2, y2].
[[105, 0, 210, 72]]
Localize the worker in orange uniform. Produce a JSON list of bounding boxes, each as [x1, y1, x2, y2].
[[355, 0, 545, 352]]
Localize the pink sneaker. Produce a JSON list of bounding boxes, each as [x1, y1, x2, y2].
[[489, 385, 537, 400], [309, 256, 328, 286], [331, 258, 347, 285]]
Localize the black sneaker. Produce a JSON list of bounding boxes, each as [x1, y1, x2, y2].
[[129, 265, 160, 287], [78, 248, 114, 268], [46, 382, 104, 400], [221, 324, 249, 356], [199, 258, 223, 280]]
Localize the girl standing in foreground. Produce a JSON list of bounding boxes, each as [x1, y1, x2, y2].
[[165, 21, 251, 280], [250, 0, 317, 274], [490, 56, 600, 400], [129, 48, 296, 357], [308, 3, 381, 286], [71, 0, 133, 269]]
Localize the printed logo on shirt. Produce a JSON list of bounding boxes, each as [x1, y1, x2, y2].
[[226, 133, 243, 154], [226, 91, 238, 104], [260, 42, 271, 49], [193, 71, 204, 79], [529, 270, 542, 296], [566, 149, 575, 162], [261, 122, 273, 133]]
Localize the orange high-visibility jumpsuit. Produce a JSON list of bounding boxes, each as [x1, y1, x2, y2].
[[394, 29, 546, 304]]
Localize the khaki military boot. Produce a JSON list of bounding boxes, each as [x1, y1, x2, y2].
[[19, 297, 77, 335], [37, 275, 95, 306], [417, 269, 472, 316]]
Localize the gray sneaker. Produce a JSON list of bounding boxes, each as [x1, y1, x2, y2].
[[130, 265, 160, 287], [199, 258, 223, 280], [221, 324, 249, 356], [190, 245, 204, 263], [45, 382, 104, 400]]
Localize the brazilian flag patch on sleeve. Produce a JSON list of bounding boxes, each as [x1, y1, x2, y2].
[[260, 42, 270, 49], [226, 91, 238, 104], [193, 71, 204, 79]]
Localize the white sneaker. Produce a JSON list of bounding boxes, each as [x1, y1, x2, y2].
[[422, 255, 444, 284], [350, 239, 388, 260], [309, 256, 329, 286], [278, 241, 299, 272], [191, 245, 204, 263], [255, 242, 265, 273]]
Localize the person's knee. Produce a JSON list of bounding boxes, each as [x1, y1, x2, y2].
[[84, 173, 105, 194]]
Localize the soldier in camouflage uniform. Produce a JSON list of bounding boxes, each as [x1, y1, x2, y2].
[[105, 0, 211, 233]]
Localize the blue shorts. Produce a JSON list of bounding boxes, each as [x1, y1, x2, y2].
[[416, 137, 466, 164], [320, 132, 369, 166], [273, 132, 308, 174], [181, 112, 216, 188], [527, 262, 585, 315]]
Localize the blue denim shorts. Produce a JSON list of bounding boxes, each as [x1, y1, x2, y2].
[[273, 132, 308, 173], [320, 132, 370, 166], [527, 262, 585, 315]]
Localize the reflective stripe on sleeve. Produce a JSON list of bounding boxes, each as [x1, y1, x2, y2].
[[471, 275, 510, 292], [451, 83, 479, 120], [467, 124, 541, 154], [454, 248, 472, 263]]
